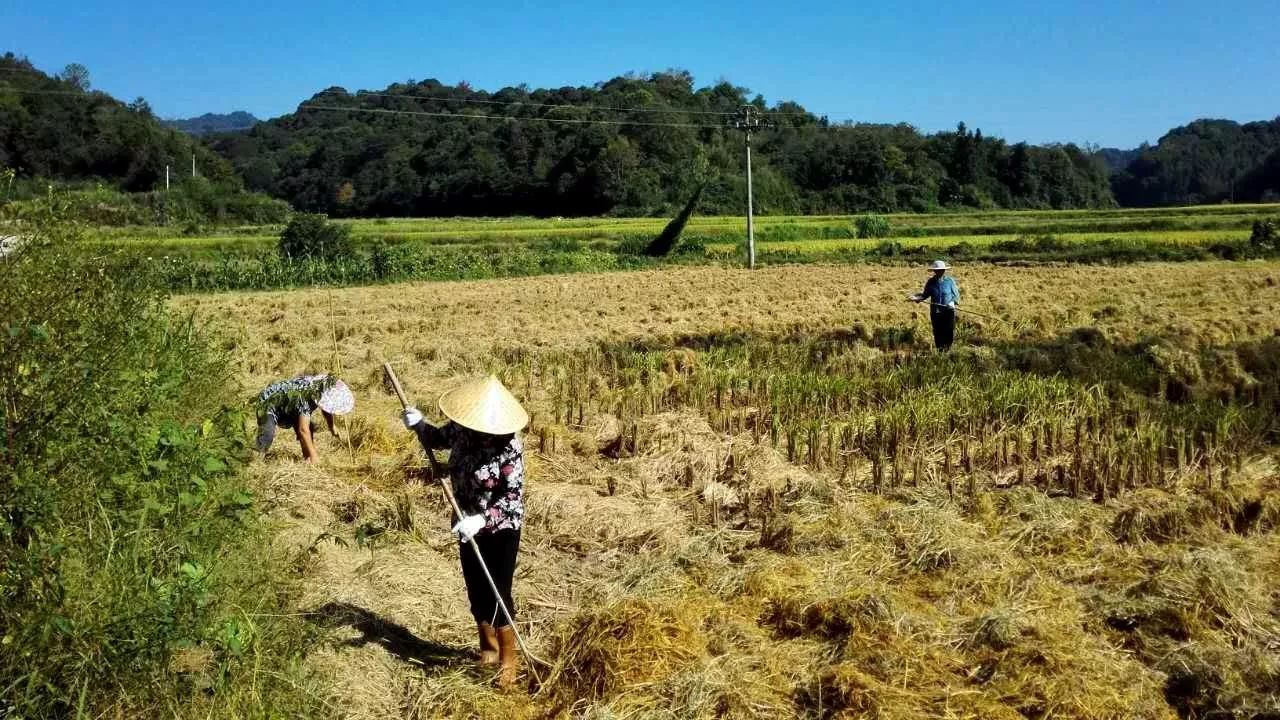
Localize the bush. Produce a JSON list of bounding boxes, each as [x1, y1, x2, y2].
[[0, 182, 290, 227], [868, 240, 905, 257], [615, 234, 651, 257], [278, 212, 353, 261], [1250, 219, 1278, 252], [855, 214, 892, 239], [0, 203, 317, 716], [672, 234, 707, 257]]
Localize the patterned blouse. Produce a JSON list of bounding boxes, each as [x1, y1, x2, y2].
[[415, 421, 525, 535], [255, 375, 330, 428]]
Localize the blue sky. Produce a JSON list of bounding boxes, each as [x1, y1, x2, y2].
[[2, 0, 1276, 147]]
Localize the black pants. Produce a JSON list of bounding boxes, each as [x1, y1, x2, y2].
[[930, 308, 956, 351], [460, 528, 520, 627]]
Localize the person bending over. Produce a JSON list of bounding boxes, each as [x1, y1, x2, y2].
[[254, 374, 353, 462]]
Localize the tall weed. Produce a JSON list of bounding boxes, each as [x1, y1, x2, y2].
[[0, 203, 319, 717]]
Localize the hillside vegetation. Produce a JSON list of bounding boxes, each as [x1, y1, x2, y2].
[[0, 54, 288, 226], [205, 73, 1280, 218], [0, 54, 235, 190], [0, 210, 318, 718], [207, 72, 1115, 217], [1114, 118, 1280, 206], [4, 54, 1278, 222]]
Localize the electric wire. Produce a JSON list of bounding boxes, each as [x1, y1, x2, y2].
[[0, 75, 858, 129], [297, 103, 726, 129], [313, 89, 736, 115]]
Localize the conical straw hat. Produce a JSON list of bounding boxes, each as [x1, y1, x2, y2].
[[438, 375, 529, 435]]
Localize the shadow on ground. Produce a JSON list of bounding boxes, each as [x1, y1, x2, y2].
[[307, 601, 471, 668]]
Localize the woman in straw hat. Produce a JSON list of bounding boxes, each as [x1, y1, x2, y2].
[[400, 375, 529, 688], [910, 259, 961, 351], [254, 374, 354, 462]]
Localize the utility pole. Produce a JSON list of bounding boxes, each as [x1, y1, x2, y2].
[[165, 165, 170, 191], [731, 105, 770, 269], [191, 153, 196, 178]]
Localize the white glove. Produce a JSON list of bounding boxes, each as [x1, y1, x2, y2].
[[451, 514, 485, 542], [947, 301, 957, 309], [402, 407, 424, 430], [908, 293, 924, 302]]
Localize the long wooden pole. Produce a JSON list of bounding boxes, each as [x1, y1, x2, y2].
[[911, 298, 1008, 323], [381, 362, 547, 679]]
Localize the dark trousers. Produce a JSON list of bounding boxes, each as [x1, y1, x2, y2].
[[255, 412, 280, 452], [460, 528, 520, 627], [930, 308, 956, 351]]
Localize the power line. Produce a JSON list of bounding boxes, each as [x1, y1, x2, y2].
[[0, 80, 854, 130], [297, 103, 726, 129], [313, 89, 736, 116], [0, 87, 94, 97], [0, 69, 833, 121]]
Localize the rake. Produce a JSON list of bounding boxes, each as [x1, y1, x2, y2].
[[382, 362, 550, 683], [907, 296, 1008, 323]]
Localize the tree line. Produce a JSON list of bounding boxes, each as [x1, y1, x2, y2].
[[1114, 118, 1280, 206], [207, 72, 1117, 216], [0, 53, 238, 191], [0, 54, 290, 224], [4, 53, 1278, 217]]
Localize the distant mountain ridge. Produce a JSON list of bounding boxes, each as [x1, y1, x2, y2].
[[1098, 147, 1140, 173], [163, 111, 259, 136]]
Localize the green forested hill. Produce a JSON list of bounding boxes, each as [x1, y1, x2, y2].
[[0, 53, 238, 191], [1112, 118, 1280, 206], [5, 53, 1276, 217], [207, 72, 1115, 217]]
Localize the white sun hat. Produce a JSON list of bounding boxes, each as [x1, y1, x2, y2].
[[317, 379, 355, 415], [438, 375, 529, 435], [927, 260, 952, 271]]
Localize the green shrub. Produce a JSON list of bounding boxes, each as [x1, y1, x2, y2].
[[0, 182, 290, 227], [278, 212, 353, 261], [0, 203, 317, 716], [855, 214, 893, 239], [672, 234, 707, 257], [615, 234, 651, 257], [1250, 219, 1279, 252], [868, 240, 905, 257], [545, 236, 584, 253]]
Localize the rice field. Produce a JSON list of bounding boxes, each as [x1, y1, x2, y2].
[[185, 260, 1280, 719], [707, 229, 1253, 256], [91, 203, 1280, 264]]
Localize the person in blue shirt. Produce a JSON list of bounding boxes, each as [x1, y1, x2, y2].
[[910, 260, 961, 351]]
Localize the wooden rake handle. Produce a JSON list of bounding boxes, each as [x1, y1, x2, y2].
[[384, 361, 446, 475]]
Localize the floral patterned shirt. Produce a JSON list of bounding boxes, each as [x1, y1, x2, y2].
[[415, 421, 525, 535], [255, 375, 329, 428]]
